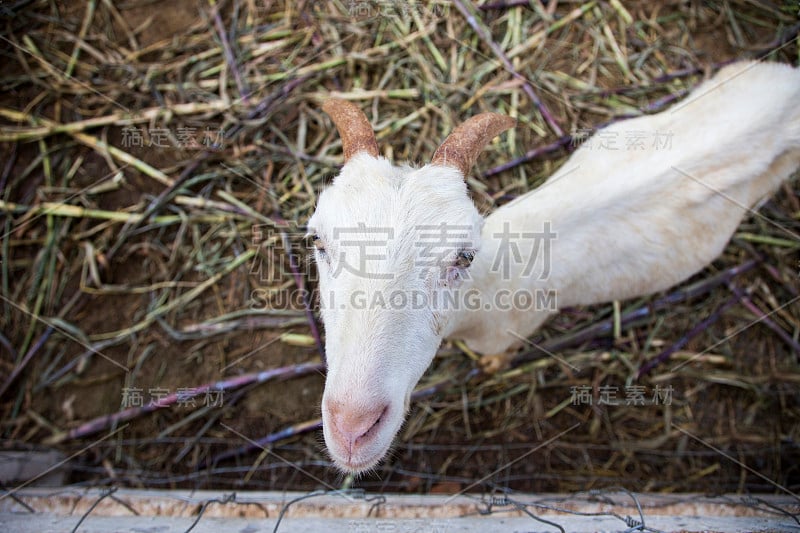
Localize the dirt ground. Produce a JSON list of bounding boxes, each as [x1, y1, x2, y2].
[[1, 0, 799, 496]]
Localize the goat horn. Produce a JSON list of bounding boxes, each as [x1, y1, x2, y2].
[[322, 99, 380, 162], [431, 113, 516, 177]]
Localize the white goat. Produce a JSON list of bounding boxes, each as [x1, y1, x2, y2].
[[308, 61, 800, 473]]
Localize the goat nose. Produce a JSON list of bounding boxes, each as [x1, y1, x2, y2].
[[328, 402, 387, 447]]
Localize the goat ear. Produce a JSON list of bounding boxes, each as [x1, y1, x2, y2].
[[431, 113, 516, 177], [322, 99, 380, 161]]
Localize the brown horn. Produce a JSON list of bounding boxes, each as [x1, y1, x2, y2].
[[322, 99, 380, 162], [431, 113, 516, 177]]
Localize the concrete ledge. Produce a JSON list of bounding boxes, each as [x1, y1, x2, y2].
[[1, 488, 797, 532], [0, 513, 794, 533]]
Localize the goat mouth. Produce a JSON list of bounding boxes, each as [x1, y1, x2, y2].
[[336, 444, 390, 473], [355, 406, 387, 445], [339, 455, 382, 473], [327, 405, 394, 472]]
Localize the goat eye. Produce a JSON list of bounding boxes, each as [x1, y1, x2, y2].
[[311, 234, 326, 253], [455, 249, 475, 268]]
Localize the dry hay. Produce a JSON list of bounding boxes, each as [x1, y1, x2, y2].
[[0, 0, 799, 496]]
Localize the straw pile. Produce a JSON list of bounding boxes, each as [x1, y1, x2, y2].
[[1, 0, 798, 494]]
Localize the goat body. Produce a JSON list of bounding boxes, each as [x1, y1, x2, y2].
[[448, 61, 800, 354], [309, 61, 800, 472]]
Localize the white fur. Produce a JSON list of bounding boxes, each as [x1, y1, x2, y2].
[[309, 158, 483, 471], [311, 61, 800, 472]]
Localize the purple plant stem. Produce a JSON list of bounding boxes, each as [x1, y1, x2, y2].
[[0, 326, 52, 399], [591, 61, 734, 99], [110, 75, 305, 261], [50, 79, 309, 386], [284, 232, 326, 364], [0, 331, 18, 361], [479, 0, 533, 10], [275, 221, 326, 365], [760, 261, 800, 298], [204, 372, 477, 467], [509, 259, 759, 368], [484, 135, 572, 177], [205, 417, 323, 467], [484, 85, 690, 177], [637, 295, 739, 378], [211, 3, 249, 103], [727, 282, 800, 356], [53, 361, 324, 443], [756, 23, 800, 53], [641, 89, 688, 112], [452, 0, 564, 137]]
